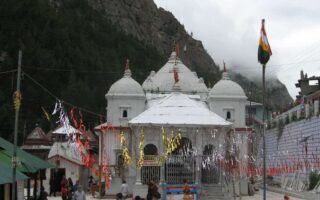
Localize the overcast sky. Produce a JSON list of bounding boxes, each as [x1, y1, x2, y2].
[[154, 0, 320, 98]]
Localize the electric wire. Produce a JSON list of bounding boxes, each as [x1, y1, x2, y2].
[[0, 69, 17, 75], [22, 71, 105, 119]]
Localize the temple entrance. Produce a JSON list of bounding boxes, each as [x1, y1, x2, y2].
[[141, 144, 160, 184], [201, 144, 221, 184], [165, 137, 195, 184]]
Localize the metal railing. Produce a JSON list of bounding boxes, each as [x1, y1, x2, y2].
[[165, 155, 195, 184]]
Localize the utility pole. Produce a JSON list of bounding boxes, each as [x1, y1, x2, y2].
[[12, 50, 22, 200]]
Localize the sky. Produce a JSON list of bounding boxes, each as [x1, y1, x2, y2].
[[154, 0, 320, 98]]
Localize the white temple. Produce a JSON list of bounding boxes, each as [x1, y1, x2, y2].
[[95, 51, 251, 199]]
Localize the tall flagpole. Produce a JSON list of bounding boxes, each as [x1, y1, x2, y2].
[[262, 64, 266, 200], [258, 18, 271, 200]]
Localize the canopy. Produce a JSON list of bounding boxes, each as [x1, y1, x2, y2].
[[0, 137, 54, 173], [0, 151, 33, 173], [0, 161, 29, 184], [129, 93, 232, 127]]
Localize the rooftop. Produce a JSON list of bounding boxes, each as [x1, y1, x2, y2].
[[129, 92, 231, 127]]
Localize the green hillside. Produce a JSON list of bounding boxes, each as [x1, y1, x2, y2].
[[0, 0, 166, 142]]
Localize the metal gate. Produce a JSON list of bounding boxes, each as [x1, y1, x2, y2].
[[201, 155, 221, 184], [165, 155, 195, 184], [141, 166, 160, 184]]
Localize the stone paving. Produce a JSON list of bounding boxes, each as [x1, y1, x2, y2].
[[47, 190, 306, 200], [241, 190, 304, 200]]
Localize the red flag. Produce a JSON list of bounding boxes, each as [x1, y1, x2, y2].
[[175, 43, 180, 58], [173, 69, 179, 83]]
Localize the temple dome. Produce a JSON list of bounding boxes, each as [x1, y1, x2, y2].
[[208, 72, 246, 99], [106, 68, 145, 98]]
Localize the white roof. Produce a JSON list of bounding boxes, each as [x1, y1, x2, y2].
[[129, 92, 232, 127], [106, 68, 145, 98], [142, 52, 208, 94], [209, 72, 247, 99], [52, 124, 80, 135], [245, 101, 262, 106], [48, 142, 86, 165]]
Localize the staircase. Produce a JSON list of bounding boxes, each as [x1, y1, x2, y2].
[[201, 184, 226, 200]]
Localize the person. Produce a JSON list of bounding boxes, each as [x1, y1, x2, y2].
[[68, 178, 74, 200], [284, 193, 290, 200], [90, 177, 97, 197], [146, 181, 155, 200], [182, 179, 191, 200], [248, 177, 255, 196], [73, 185, 86, 200], [73, 180, 79, 193], [147, 181, 160, 200], [61, 176, 69, 200], [49, 177, 55, 197], [120, 180, 129, 199], [134, 196, 142, 200], [38, 186, 48, 200], [116, 193, 123, 200], [135, 195, 145, 200], [88, 176, 93, 191]]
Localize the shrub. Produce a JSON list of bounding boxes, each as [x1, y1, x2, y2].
[[309, 171, 320, 190]]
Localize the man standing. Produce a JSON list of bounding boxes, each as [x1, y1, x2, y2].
[[120, 180, 129, 199], [73, 185, 86, 200]]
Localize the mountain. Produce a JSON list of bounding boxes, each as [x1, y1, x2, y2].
[[0, 0, 292, 142], [0, 0, 166, 141], [89, 0, 293, 109], [88, 0, 221, 84], [229, 72, 293, 111]]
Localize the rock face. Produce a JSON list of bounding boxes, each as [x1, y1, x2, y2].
[[88, 0, 220, 83], [230, 72, 293, 111]]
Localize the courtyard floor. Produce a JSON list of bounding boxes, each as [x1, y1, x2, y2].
[[47, 190, 306, 200]]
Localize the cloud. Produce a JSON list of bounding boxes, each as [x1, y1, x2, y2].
[[154, 0, 320, 98]]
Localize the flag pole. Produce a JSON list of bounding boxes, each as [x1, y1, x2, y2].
[[262, 64, 266, 200]]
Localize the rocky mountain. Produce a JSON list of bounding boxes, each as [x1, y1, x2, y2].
[[88, 0, 293, 109], [88, 0, 221, 84], [0, 0, 292, 142]]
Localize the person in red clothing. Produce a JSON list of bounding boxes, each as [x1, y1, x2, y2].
[[182, 179, 191, 200], [60, 176, 69, 200], [284, 193, 290, 200]]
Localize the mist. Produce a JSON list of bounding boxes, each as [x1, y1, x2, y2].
[[154, 0, 320, 98]]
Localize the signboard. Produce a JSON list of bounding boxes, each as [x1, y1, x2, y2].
[[166, 193, 196, 200], [165, 185, 198, 200]]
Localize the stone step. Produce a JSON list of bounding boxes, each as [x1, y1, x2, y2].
[[201, 184, 226, 200]]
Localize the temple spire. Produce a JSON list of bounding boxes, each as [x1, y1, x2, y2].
[[124, 58, 132, 77], [222, 61, 230, 80], [125, 59, 130, 70]]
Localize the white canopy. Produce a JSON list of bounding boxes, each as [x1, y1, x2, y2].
[[129, 92, 232, 127]]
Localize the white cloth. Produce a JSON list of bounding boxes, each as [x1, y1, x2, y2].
[[121, 183, 129, 197], [73, 191, 86, 200]]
